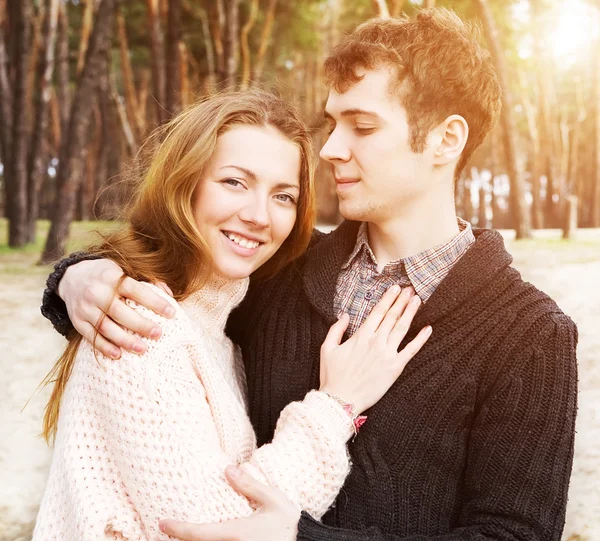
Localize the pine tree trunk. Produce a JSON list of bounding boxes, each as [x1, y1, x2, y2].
[[0, 3, 13, 182], [165, 0, 182, 115], [592, 50, 600, 227], [252, 0, 278, 84], [371, 0, 390, 18], [111, 68, 139, 156], [531, 0, 559, 228], [221, 0, 239, 88], [478, 185, 487, 228], [211, 0, 225, 85], [240, 0, 258, 90], [179, 42, 190, 107], [76, 0, 95, 75], [116, 8, 142, 141], [475, 0, 531, 238], [136, 68, 151, 134], [41, 0, 116, 264], [56, 3, 70, 138], [196, 6, 216, 92], [7, 0, 34, 246], [95, 62, 122, 219], [146, 0, 166, 122], [520, 73, 544, 229], [389, 0, 405, 17], [27, 0, 60, 243]]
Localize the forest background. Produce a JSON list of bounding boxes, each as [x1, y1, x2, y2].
[[0, 1, 599, 541], [1, 0, 600, 258]]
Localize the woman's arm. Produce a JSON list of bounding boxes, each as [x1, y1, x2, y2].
[[44, 288, 352, 540]]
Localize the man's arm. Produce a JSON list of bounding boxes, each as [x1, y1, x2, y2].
[[41, 253, 175, 358], [41, 251, 102, 337]]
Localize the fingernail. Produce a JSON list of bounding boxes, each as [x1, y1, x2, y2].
[[227, 465, 241, 479], [164, 306, 176, 318], [426, 325, 433, 336], [133, 341, 146, 353], [149, 327, 161, 339], [391, 285, 400, 293], [158, 520, 166, 533], [410, 296, 421, 305], [110, 348, 121, 359]]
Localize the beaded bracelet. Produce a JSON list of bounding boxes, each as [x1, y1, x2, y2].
[[321, 391, 368, 439]]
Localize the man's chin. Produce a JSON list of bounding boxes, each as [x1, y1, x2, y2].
[[338, 200, 369, 222]]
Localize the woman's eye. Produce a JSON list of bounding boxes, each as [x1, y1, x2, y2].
[[275, 193, 296, 204], [223, 178, 243, 188]]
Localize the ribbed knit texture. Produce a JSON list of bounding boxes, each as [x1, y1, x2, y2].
[[227, 222, 578, 541], [34, 276, 353, 541], [40, 223, 579, 541]]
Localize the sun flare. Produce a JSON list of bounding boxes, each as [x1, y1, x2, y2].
[[545, 0, 600, 62]]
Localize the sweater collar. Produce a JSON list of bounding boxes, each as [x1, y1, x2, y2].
[[408, 228, 514, 330], [302, 220, 361, 324], [182, 274, 249, 335], [302, 223, 513, 328]]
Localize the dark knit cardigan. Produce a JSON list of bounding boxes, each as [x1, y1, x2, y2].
[[42, 222, 578, 541]]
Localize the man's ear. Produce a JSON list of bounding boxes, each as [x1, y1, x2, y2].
[[432, 115, 469, 166]]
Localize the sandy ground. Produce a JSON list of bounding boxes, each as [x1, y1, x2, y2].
[[0, 229, 598, 541]]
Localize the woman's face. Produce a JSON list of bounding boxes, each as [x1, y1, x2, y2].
[[193, 124, 301, 280]]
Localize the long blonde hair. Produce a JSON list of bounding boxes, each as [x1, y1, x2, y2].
[[41, 90, 316, 444]]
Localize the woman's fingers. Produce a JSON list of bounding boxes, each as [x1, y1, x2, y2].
[[357, 285, 401, 336], [322, 313, 350, 350], [388, 295, 422, 348], [395, 325, 432, 368], [376, 287, 414, 337]]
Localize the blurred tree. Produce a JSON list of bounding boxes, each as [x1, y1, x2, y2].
[[27, 0, 60, 242], [474, 0, 532, 238], [41, 0, 117, 263]]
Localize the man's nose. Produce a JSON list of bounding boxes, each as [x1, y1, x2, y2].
[[320, 129, 352, 163]]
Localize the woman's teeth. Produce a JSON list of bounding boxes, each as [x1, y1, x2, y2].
[[225, 232, 260, 249]]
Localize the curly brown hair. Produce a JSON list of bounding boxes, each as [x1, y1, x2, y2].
[[324, 8, 502, 178]]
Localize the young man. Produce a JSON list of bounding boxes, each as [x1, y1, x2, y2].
[[41, 9, 577, 541]]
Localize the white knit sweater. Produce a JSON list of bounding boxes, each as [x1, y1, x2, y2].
[[33, 277, 353, 540]]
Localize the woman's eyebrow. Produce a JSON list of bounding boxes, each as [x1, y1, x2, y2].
[[274, 182, 300, 192], [219, 165, 257, 180]]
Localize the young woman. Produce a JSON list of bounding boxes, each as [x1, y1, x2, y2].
[[33, 90, 430, 540]]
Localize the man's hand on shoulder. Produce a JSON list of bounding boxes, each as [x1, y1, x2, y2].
[[59, 258, 176, 359]]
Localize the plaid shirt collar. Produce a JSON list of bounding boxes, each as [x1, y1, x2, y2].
[[341, 218, 475, 302]]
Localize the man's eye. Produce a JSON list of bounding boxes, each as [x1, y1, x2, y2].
[[354, 127, 376, 135]]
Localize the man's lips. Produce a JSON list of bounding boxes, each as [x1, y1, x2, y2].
[[335, 177, 360, 191]]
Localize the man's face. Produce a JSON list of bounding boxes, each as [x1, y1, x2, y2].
[[321, 68, 436, 225]]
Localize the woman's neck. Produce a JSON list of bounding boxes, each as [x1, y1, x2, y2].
[[182, 274, 249, 335]]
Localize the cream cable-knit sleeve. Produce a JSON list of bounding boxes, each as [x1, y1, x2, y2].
[[33, 290, 352, 541]]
